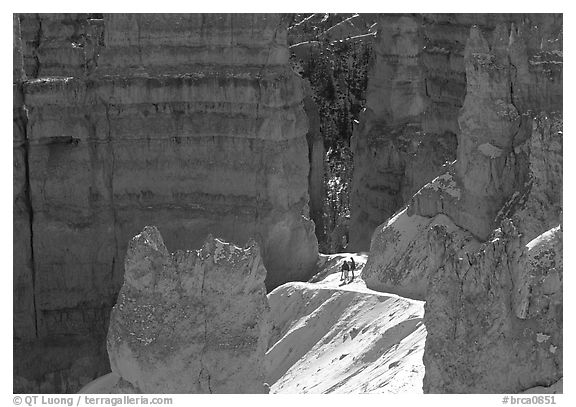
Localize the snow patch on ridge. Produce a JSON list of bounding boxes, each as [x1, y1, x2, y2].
[[266, 256, 427, 394], [422, 172, 461, 199]]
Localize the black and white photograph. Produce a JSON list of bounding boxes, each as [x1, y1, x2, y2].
[[10, 3, 566, 401]]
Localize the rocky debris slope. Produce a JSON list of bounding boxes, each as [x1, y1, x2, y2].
[[14, 13, 318, 393], [424, 222, 562, 393], [99, 227, 269, 393], [265, 256, 426, 394], [362, 15, 562, 393]]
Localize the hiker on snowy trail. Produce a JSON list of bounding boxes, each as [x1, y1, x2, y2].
[[340, 260, 349, 281], [349, 257, 356, 281]]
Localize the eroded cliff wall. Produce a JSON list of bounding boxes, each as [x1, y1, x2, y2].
[[361, 14, 562, 293], [302, 80, 326, 244], [423, 222, 562, 393], [349, 13, 561, 250], [13, 13, 36, 342], [360, 14, 562, 393], [422, 19, 562, 392], [14, 13, 317, 393], [349, 14, 458, 250]]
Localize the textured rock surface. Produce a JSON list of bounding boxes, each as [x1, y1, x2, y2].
[[106, 227, 270, 393], [14, 17, 111, 394], [349, 14, 460, 250], [13, 14, 36, 341], [288, 14, 376, 253], [362, 207, 479, 300], [501, 113, 563, 242], [412, 15, 562, 240], [421, 18, 562, 393], [423, 222, 562, 393], [358, 15, 561, 393], [349, 13, 562, 249], [364, 14, 562, 299], [14, 13, 317, 393], [521, 378, 563, 394], [18, 13, 103, 78], [302, 80, 326, 243]]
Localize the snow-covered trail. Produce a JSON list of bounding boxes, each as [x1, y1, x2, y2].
[[265, 253, 426, 393], [80, 253, 427, 394]]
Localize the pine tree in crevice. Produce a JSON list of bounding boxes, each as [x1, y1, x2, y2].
[[288, 13, 376, 252]]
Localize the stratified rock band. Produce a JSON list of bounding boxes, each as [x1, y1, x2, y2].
[[13, 13, 562, 394]]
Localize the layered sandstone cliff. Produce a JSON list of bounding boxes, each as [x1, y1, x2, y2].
[[361, 14, 562, 393], [349, 14, 459, 251], [104, 227, 270, 393], [14, 14, 35, 341], [422, 20, 562, 392], [14, 15, 111, 393], [18, 13, 103, 78], [349, 13, 563, 250], [363, 14, 562, 296], [14, 13, 317, 393]]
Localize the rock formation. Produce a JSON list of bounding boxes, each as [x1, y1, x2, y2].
[[105, 227, 270, 393], [349, 14, 459, 251], [13, 14, 35, 342], [500, 113, 563, 242], [423, 222, 562, 393], [14, 13, 317, 393], [361, 206, 479, 300], [289, 14, 376, 252], [13, 12, 563, 395], [349, 13, 563, 250], [361, 14, 562, 393], [18, 13, 103, 78], [363, 14, 562, 298], [302, 80, 326, 243]]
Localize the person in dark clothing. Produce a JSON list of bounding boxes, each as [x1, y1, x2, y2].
[[340, 260, 349, 281], [349, 257, 356, 281]]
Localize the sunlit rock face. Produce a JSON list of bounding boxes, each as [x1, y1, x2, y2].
[[349, 13, 562, 250], [411, 15, 562, 240], [421, 18, 562, 391], [349, 14, 460, 251], [360, 14, 562, 393], [14, 13, 317, 393], [362, 14, 561, 298], [106, 227, 270, 394], [423, 222, 562, 393], [362, 205, 479, 301]]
